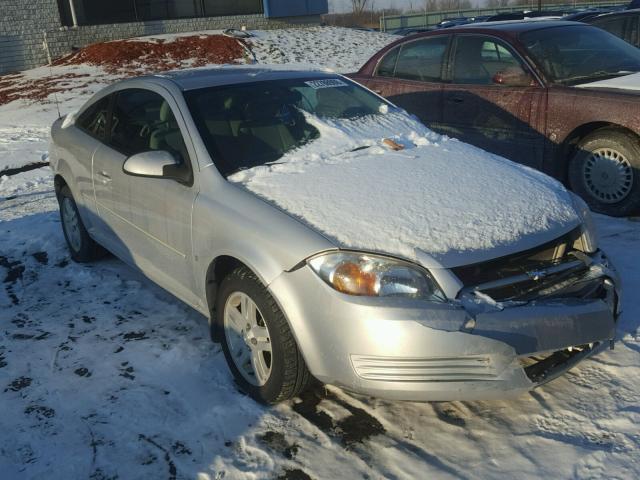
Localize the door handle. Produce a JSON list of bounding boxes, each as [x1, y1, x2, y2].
[[96, 171, 111, 183], [447, 96, 464, 104], [372, 89, 383, 95]]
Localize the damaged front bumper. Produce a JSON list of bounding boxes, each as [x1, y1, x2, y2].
[[268, 250, 619, 401]]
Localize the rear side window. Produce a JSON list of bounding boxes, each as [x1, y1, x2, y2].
[[394, 37, 449, 82], [110, 89, 189, 163], [376, 46, 399, 77], [76, 96, 110, 140]]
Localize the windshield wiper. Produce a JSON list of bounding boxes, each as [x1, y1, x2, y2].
[[350, 145, 372, 152], [560, 70, 635, 86]]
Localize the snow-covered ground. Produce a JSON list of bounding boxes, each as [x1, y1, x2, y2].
[[1, 27, 639, 480]]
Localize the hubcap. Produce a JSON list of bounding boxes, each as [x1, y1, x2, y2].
[[583, 148, 633, 204], [223, 292, 272, 386], [61, 197, 82, 252]]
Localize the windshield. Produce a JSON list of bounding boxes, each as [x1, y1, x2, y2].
[[185, 76, 391, 177], [520, 25, 640, 85]]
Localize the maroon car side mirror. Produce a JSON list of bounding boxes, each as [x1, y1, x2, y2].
[[493, 68, 537, 87]]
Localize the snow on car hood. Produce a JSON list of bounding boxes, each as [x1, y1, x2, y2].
[[575, 72, 640, 92], [229, 111, 580, 268]]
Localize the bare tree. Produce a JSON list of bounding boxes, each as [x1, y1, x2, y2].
[[486, 0, 511, 7], [351, 0, 370, 15], [423, 0, 473, 12], [424, 0, 439, 11]]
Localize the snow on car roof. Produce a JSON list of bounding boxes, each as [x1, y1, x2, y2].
[[156, 66, 339, 91]]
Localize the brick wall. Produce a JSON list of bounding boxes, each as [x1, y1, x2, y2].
[[0, 0, 321, 74]]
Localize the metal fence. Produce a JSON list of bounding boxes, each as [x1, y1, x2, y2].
[[380, 1, 624, 31]]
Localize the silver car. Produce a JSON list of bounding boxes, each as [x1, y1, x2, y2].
[[50, 68, 621, 404]]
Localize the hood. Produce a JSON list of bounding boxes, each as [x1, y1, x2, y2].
[[229, 112, 580, 269], [575, 72, 640, 93]]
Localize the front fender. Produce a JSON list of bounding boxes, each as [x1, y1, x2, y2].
[[192, 169, 336, 309]]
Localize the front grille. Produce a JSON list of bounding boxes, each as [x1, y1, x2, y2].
[[451, 227, 599, 302], [350, 355, 499, 382], [452, 228, 581, 286]]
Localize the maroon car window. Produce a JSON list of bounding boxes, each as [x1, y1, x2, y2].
[[452, 36, 525, 85], [392, 36, 449, 82], [521, 25, 640, 85], [376, 46, 399, 77]]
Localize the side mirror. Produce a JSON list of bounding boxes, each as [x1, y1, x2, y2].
[[492, 67, 537, 87], [123, 150, 190, 183]]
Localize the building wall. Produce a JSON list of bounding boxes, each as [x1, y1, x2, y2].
[[0, 0, 322, 75], [265, 0, 328, 18]]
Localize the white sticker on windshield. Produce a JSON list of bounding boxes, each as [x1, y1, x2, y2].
[[305, 79, 349, 89]]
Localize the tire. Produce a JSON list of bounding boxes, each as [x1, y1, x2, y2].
[[568, 129, 640, 216], [216, 266, 311, 404], [57, 185, 105, 262]]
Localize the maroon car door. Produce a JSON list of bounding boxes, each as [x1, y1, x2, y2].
[[353, 35, 451, 130], [440, 34, 547, 170]]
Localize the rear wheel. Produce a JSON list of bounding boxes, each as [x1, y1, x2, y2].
[[217, 266, 311, 404], [568, 129, 640, 216], [57, 185, 105, 262]]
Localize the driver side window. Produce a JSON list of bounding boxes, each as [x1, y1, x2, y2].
[[452, 36, 526, 85], [110, 89, 189, 163]]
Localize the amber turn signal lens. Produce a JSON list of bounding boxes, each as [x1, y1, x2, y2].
[[332, 262, 378, 296]]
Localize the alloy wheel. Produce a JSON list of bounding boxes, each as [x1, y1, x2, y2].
[[223, 291, 272, 386]]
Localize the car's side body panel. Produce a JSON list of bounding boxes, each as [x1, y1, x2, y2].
[[545, 86, 640, 176]]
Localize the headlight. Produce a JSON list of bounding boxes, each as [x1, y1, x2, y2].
[[570, 193, 598, 253], [308, 252, 445, 301]]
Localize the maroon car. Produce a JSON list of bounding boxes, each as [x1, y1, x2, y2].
[[351, 20, 640, 216]]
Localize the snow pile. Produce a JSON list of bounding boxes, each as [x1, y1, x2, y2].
[[0, 127, 49, 172], [249, 27, 399, 73], [230, 110, 578, 262]]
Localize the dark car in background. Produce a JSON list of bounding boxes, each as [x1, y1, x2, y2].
[[351, 21, 640, 216], [583, 9, 640, 48], [563, 8, 621, 23]]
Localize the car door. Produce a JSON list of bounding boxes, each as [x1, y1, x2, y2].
[[96, 87, 200, 307], [440, 34, 546, 169], [357, 35, 450, 131], [70, 95, 115, 243]]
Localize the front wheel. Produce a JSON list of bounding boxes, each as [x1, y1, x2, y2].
[[568, 129, 640, 216], [217, 266, 311, 404], [57, 185, 105, 262]]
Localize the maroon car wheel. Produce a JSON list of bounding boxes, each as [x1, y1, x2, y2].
[[569, 129, 640, 217]]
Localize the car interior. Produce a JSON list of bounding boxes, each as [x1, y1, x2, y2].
[[186, 81, 384, 176], [453, 37, 524, 84]]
